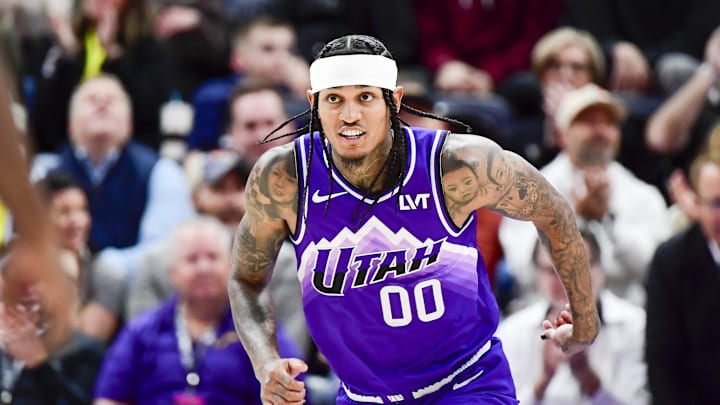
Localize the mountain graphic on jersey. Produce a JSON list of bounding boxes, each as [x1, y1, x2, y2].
[[297, 216, 480, 304]]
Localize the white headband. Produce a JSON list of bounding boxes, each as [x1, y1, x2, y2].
[[309, 54, 398, 93]]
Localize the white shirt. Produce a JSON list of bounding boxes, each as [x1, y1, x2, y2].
[[496, 291, 650, 405], [498, 153, 671, 307]]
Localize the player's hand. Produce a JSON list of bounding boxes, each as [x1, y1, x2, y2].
[[259, 358, 308, 405], [540, 304, 590, 357]]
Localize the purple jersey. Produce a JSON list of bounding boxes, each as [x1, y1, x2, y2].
[[291, 127, 502, 400]]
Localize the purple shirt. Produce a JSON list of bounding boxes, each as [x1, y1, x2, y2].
[[292, 127, 500, 399], [94, 295, 301, 405]]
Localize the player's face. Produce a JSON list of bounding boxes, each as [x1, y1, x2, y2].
[[48, 188, 91, 254], [442, 166, 479, 205], [310, 85, 403, 166], [696, 162, 720, 245]]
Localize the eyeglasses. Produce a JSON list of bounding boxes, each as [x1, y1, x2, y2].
[[699, 197, 720, 210], [546, 59, 590, 74]]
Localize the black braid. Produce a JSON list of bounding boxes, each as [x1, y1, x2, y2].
[[260, 108, 311, 144], [304, 96, 320, 222], [400, 103, 474, 133]]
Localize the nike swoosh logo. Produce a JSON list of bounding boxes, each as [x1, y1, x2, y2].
[[452, 370, 484, 390], [311, 190, 349, 203]]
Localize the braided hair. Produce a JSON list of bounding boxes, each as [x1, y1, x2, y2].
[[260, 35, 471, 225]]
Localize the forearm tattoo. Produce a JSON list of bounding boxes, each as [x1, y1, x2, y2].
[[442, 136, 599, 341]]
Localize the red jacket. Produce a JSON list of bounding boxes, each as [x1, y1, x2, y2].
[[415, 0, 562, 83]]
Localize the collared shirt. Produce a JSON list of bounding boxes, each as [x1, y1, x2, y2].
[[496, 291, 650, 405], [499, 152, 671, 307], [54, 145, 195, 276], [73, 147, 120, 185], [707, 239, 720, 266], [94, 295, 302, 405]]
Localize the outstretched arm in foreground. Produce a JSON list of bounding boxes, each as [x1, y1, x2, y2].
[[0, 74, 73, 336], [442, 134, 600, 354], [228, 145, 307, 405]]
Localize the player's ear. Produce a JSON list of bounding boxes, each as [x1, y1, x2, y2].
[[392, 86, 403, 112], [307, 90, 314, 106]]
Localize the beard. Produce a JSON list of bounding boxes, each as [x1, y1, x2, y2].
[[336, 151, 370, 169], [577, 144, 617, 167]]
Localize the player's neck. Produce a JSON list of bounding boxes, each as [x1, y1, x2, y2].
[[333, 135, 395, 193]]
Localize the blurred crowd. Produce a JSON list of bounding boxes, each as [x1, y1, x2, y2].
[[1, 0, 720, 404]]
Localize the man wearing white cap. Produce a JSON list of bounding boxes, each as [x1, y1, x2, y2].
[[500, 83, 671, 309], [227, 34, 601, 404]]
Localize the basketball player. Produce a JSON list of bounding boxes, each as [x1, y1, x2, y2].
[[0, 73, 71, 323], [228, 35, 600, 404]]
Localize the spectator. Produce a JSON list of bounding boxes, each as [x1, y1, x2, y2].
[[561, 0, 720, 95], [499, 83, 670, 308], [186, 17, 308, 151], [151, 0, 231, 99], [36, 170, 126, 344], [0, 243, 105, 404], [31, 0, 173, 152], [49, 74, 194, 276], [415, 0, 561, 96], [497, 231, 649, 404], [93, 216, 302, 405], [224, 0, 276, 27], [187, 150, 251, 229], [414, 0, 562, 141], [124, 150, 251, 318], [128, 115, 306, 352], [508, 27, 605, 167], [645, 151, 720, 404], [220, 80, 295, 161], [646, 27, 720, 183], [274, 0, 417, 69]]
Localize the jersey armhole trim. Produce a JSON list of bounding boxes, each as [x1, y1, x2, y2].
[[290, 136, 309, 244], [431, 130, 476, 237]]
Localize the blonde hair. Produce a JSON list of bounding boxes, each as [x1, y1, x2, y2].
[[532, 27, 605, 83], [689, 122, 720, 190]]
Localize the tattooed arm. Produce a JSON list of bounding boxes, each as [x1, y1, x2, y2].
[[227, 144, 307, 405], [441, 134, 599, 353]]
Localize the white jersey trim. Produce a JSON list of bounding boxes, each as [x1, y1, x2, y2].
[[340, 339, 492, 403], [290, 137, 310, 245]]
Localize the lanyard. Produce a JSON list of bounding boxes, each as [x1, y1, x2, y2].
[[0, 354, 23, 404], [174, 307, 218, 389]]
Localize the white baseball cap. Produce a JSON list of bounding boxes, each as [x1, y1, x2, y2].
[[555, 83, 626, 131]]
